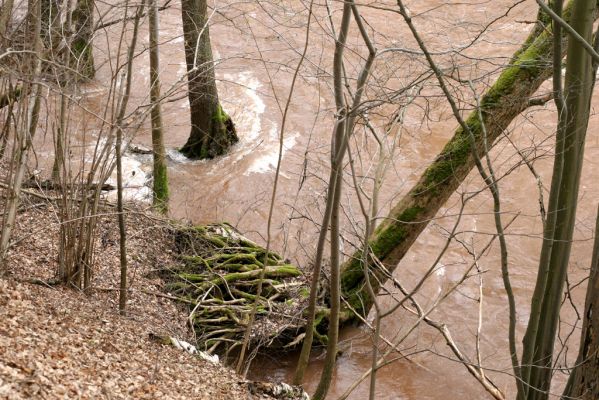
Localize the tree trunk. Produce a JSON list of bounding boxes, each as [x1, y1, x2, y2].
[[0, 0, 43, 265], [312, 4, 352, 397], [520, 0, 595, 398], [0, 85, 22, 109], [148, 0, 168, 212], [562, 206, 599, 399], [339, 2, 584, 320], [117, 3, 143, 309], [179, 0, 237, 159], [116, 124, 128, 314], [71, 0, 95, 80], [0, 0, 14, 41]]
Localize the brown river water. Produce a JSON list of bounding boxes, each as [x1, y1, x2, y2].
[[35, 1, 599, 398]]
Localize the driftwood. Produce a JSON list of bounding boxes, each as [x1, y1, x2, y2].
[[22, 178, 115, 191], [128, 144, 153, 155]]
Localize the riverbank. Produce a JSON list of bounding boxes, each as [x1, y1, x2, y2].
[[0, 180, 303, 399]]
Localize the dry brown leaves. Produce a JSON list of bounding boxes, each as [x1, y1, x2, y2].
[[0, 185, 274, 399], [0, 279, 255, 399]]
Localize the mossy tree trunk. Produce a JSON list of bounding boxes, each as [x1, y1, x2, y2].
[[148, 0, 168, 212], [179, 0, 238, 159], [71, 0, 95, 80], [0, 0, 14, 42], [0, 85, 21, 109], [339, 1, 587, 320]]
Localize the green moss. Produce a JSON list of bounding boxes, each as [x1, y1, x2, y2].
[[419, 30, 553, 195], [369, 205, 425, 257], [178, 272, 207, 282], [397, 205, 425, 223], [71, 39, 95, 80], [206, 254, 239, 263], [313, 310, 329, 344], [193, 225, 207, 234], [180, 101, 237, 160], [340, 237, 399, 318], [225, 253, 262, 266], [341, 286, 370, 320], [181, 255, 210, 270], [340, 254, 364, 292], [340, 16, 558, 322], [422, 126, 472, 192], [271, 265, 301, 277], [200, 147, 208, 159], [205, 235, 227, 248], [212, 104, 229, 123], [339, 205, 426, 319], [153, 162, 169, 213], [214, 263, 252, 272], [370, 221, 407, 258]]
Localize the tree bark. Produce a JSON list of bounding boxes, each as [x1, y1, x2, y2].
[[0, 0, 14, 41], [116, 3, 143, 310], [0, 0, 43, 265], [116, 123, 128, 314], [520, 0, 595, 398], [562, 206, 599, 399], [148, 0, 169, 212], [312, 4, 352, 396], [0, 85, 22, 109], [71, 0, 95, 80], [339, 1, 587, 320], [179, 0, 237, 159]]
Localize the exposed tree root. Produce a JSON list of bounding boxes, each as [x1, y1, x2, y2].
[[166, 223, 315, 356]]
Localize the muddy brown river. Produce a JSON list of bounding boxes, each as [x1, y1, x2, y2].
[[43, 1, 599, 398]]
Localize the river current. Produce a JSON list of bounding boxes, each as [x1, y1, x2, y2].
[[46, 1, 599, 398]]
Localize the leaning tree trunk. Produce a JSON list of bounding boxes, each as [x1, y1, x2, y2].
[[339, 1, 587, 320], [179, 0, 237, 159]]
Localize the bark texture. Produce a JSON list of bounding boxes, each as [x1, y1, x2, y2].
[[148, 0, 169, 212], [0, 0, 14, 41], [179, 0, 237, 159], [71, 0, 95, 80], [520, 1, 596, 398], [563, 206, 599, 399]]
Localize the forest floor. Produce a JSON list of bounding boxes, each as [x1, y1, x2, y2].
[[0, 175, 283, 399]]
